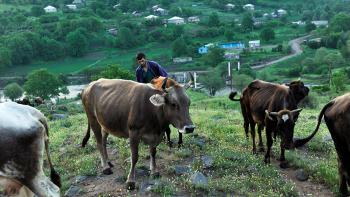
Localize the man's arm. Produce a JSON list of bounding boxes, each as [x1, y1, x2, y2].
[[150, 61, 168, 77], [135, 68, 143, 83]]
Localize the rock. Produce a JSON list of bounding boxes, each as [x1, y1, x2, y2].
[[52, 114, 68, 120], [194, 138, 206, 149], [139, 180, 161, 194], [64, 185, 82, 197], [175, 165, 191, 175], [136, 166, 150, 177], [295, 169, 309, 181], [323, 134, 333, 143], [74, 176, 88, 184], [190, 172, 208, 188], [201, 155, 214, 169]]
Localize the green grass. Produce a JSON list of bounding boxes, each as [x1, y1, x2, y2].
[[42, 91, 341, 196]]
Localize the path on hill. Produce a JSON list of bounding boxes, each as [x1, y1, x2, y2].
[[251, 35, 311, 70]]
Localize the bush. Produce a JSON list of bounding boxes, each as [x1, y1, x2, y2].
[[298, 92, 319, 109], [312, 85, 331, 94], [4, 82, 23, 101]]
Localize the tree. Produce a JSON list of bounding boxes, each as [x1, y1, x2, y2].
[[330, 13, 350, 32], [93, 64, 134, 80], [340, 40, 350, 59], [115, 27, 137, 49], [66, 29, 88, 57], [6, 35, 33, 65], [241, 13, 254, 32], [233, 73, 254, 91], [0, 47, 11, 68], [324, 52, 345, 88], [24, 69, 68, 99], [30, 5, 45, 17], [199, 69, 225, 96], [203, 47, 225, 67], [260, 28, 275, 41], [4, 83, 23, 101], [224, 28, 234, 41], [305, 22, 316, 32], [172, 36, 187, 57], [40, 37, 64, 60], [332, 71, 347, 92], [208, 12, 220, 27]]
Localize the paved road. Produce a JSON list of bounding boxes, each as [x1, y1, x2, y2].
[[251, 35, 311, 70]]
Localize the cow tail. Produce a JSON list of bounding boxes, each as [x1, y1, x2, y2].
[[294, 101, 334, 147], [81, 120, 91, 147], [229, 92, 241, 101], [41, 120, 61, 188]]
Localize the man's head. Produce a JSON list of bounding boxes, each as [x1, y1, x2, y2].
[[136, 52, 147, 67]]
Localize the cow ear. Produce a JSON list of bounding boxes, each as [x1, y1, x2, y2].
[[149, 94, 165, 106]]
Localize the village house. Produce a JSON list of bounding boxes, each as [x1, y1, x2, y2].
[[173, 57, 193, 64], [144, 15, 159, 20], [107, 28, 118, 36], [72, 0, 85, 6], [154, 8, 168, 16], [44, 5, 57, 13], [249, 40, 260, 48], [311, 20, 328, 27], [225, 3, 235, 11], [198, 43, 214, 54], [152, 5, 160, 11], [167, 16, 185, 25], [132, 11, 142, 17], [243, 4, 254, 11], [277, 9, 287, 16], [224, 53, 240, 60], [219, 42, 245, 49], [188, 16, 200, 23], [66, 4, 77, 10]]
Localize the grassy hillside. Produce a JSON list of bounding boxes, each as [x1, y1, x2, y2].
[[41, 91, 341, 196]]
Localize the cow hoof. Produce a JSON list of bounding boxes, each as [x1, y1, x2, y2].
[[151, 172, 160, 178], [126, 182, 136, 190], [108, 162, 114, 168], [168, 141, 173, 148], [177, 143, 182, 149], [102, 168, 113, 175], [279, 162, 289, 169]]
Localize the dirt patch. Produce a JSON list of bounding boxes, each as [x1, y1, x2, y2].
[[270, 156, 334, 197]]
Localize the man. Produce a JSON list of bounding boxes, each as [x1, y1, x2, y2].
[[135, 53, 180, 147], [135, 52, 168, 83]]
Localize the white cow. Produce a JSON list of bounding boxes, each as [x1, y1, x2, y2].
[[0, 102, 61, 197]]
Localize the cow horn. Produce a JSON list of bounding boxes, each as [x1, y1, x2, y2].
[[291, 108, 303, 114], [265, 110, 277, 120], [183, 72, 194, 89], [162, 77, 168, 90]]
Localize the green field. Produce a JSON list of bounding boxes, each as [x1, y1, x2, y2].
[[34, 90, 343, 196]]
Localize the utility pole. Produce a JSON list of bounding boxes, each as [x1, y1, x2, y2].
[[194, 72, 197, 89]]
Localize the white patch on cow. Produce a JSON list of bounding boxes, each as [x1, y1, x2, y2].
[[31, 174, 60, 197], [282, 114, 289, 122], [0, 102, 45, 131], [178, 129, 186, 134], [149, 94, 165, 107]]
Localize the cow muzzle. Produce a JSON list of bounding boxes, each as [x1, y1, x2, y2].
[[179, 125, 195, 134]]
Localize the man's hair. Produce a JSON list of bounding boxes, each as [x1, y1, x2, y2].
[[136, 52, 146, 60]]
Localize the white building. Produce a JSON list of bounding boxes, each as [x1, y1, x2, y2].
[[155, 8, 168, 15], [249, 40, 260, 48], [66, 4, 77, 10], [243, 4, 254, 11], [225, 3, 235, 10], [311, 20, 328, 27], [277, 9, 287, 16], [167, 16, 185, 25], [44, 5, 57, 13], [188, 16, 200, 23], [144, 15, 159, 20]]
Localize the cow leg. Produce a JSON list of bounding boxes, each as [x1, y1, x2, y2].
[[279, 144, 289, 169], [338, 158, 349, 196], [165, 126, 173, 148], [264, 126, 273, 164], [26, 174, 60, 197], [95, 127, 112, 175], [250, 122, 257, 154], [102, 130, 114, 168], [244, 121, 249, 140], [258, 124, 265, 152], [178, 132, 183, 148], [149, 146, 160, 178], [126, 137, 139, 190]]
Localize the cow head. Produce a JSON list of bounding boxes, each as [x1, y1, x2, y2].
[[265, 109, 302, 149], [286, 80, 309, 103], [149, 75, 195, 134]]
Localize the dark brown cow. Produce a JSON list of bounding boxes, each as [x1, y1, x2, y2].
[[300, 93, 350, 196], [0, 102, 61, 197], [81, 77, 194, 190], [229, 80, 310, 168]]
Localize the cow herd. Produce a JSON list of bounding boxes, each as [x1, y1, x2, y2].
[[0, 76, 349, 196]]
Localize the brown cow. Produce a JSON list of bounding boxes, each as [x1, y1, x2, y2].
[[229, 80, 310, 168], [300, 93, 350, 196], [81, 77, 194, 190]]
